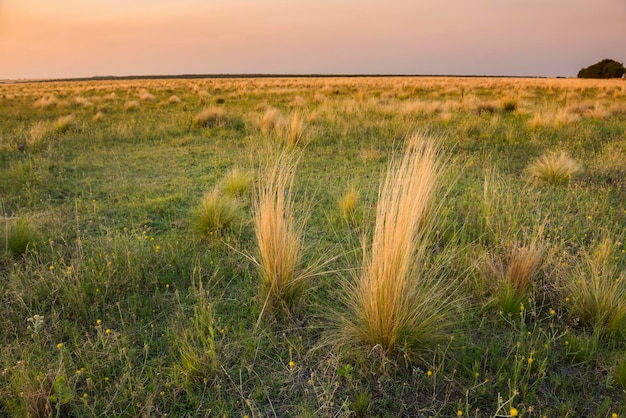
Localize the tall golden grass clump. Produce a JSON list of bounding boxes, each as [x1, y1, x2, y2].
[[168, 95, 182, 104], [485, 238, 545, 315], [54, 115, 76, 133], [139, 89, 155, 101], [527, 151, 583, 185], [124, 100, 140, 111], [285, 112, 305, 147], [338, 133, 455, 356], [33, 95, 58, 109], [253, 153, 308, 320], [564, 239, 626, 339], [486, 240, 545, 295], [260, 107, 281, 134], [193, 107, 225, 128], [74, 96, 93, 108], [338, 186, 360, 221]]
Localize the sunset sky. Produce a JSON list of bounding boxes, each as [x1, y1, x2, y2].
[[1, 0, 625, 79]]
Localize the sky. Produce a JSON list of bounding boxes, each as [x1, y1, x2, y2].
[[1, 0, 625, 79]]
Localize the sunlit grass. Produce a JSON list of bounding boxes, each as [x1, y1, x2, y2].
[[527, 151, 583, 185], [253, 152, 309, 320], [337, 133, 457, 356]]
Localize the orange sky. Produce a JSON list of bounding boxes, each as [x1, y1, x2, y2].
[[1, 0, 625, 79]]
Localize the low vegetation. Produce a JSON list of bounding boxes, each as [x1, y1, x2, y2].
[[0, 76, 624, 416]]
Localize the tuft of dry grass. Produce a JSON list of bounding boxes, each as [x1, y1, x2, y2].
[[285, 112, 305, 147], [337, 133, 456, 355], [74, 96, 93, 108], [54, 115, 76, 133], [193, 107, 225, 128], [253, 152, 307, 320], [139, 89, 155, 101], [486, 239, 545, 295], [260, 107, 281, 134], [168, 95, 182, 104], [527, 151, 583, 185], [124, 100, 140, 111], [33, 95, 58, 109], [338, 186, 360, 220]]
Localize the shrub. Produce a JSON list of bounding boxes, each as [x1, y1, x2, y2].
[[191, 188, 242, 236], [253, 153, 308, 319], [193, 107, 225, 128], [526, 151, 583, 185], [337, 133, 456, 356]]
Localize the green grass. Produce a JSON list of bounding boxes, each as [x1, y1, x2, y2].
[[0, 76, 625, 416]]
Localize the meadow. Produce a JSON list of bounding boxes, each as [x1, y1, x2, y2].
[[0, 76, 625, 417]]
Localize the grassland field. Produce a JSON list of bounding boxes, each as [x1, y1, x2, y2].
[[0, 76, 625, 417]]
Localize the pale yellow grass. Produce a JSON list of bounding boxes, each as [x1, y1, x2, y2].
[[339, 133, 455, 355], [254, 153, 308, 320]]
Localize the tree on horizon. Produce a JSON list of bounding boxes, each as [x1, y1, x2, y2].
[[577, 59, 625, 79]]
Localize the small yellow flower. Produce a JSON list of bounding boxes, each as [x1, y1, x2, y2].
[[549, 308, 556, 315], [83, 393, 88, 398], [104, 377, 109, 381], [49, 265, 55, 270], [96, 319, 102, 325], [457, 410, 463, 416], [474, 372, 479, 378], [510, 407, 519, 417], [565, 297, 570, 303], [528, 357, 534, 365], [288, 361, 295, 368], [56, 343, 63, 349], [611, 413, 618, 418], [426, 370, 433, 376], [105, 329, 111, 334], [519, 303, 525, 311]]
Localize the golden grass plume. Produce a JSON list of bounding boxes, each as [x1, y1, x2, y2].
[[337, 132, 456, 356]]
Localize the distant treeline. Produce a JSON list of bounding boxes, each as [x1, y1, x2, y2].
[[13, 73, 550, 84]]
